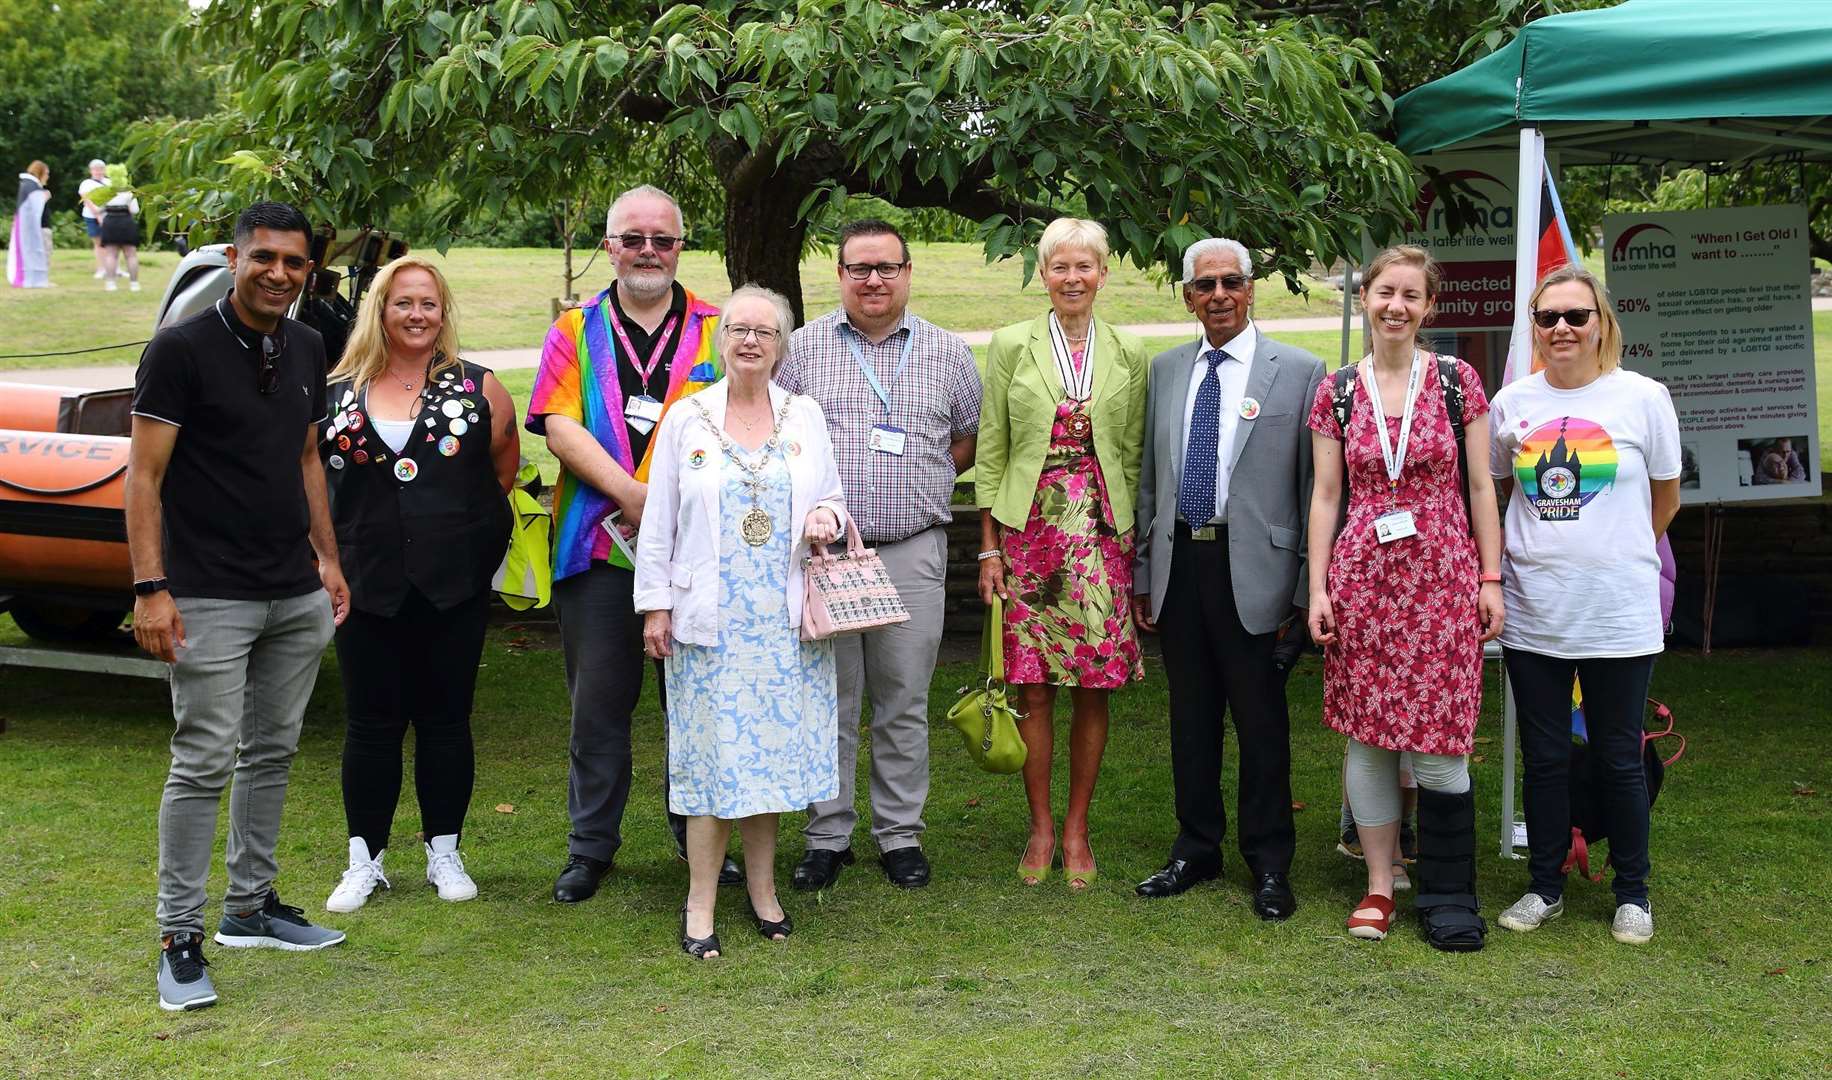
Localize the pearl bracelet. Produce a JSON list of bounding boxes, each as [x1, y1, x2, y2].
[[976, 550, 1003, 561]]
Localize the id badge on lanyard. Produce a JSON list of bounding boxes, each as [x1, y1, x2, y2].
[[845, 327, 915, 455], [1364, 351, 1424, 545], [603, 303, 678, 436]]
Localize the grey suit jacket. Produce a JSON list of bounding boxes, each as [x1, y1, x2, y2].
[[1132, 331, 1326, 635]]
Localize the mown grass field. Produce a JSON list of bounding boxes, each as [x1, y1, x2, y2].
[[0, 616, 1827, 1077]]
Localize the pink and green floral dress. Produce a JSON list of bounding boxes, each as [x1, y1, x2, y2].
[[1000, 396, 1144, 688]]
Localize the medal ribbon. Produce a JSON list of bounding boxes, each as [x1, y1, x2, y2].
[[601, 302, 679, 396], [1047, 312, 1095, 402], [842, 321, 916, 422], [1362, 348, 1425, 493]]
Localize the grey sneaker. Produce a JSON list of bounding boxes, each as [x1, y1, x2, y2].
[[1611, 901, 1654, 944], [1497, 892, 1565, 932], [157, 932, 218, 1011], [215, 890, 346, 951]]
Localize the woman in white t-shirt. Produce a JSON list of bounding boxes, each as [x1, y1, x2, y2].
[[1487, 265, 1680, 946]]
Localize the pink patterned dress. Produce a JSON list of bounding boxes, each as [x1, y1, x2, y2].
[[1305, 358, 1490, 754], [1000, 393, 1143, 689]]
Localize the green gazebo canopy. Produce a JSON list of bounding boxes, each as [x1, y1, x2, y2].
[[1394, 0, 1832, 164]]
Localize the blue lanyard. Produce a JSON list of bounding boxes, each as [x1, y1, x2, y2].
[[842, 322, 915, 421]]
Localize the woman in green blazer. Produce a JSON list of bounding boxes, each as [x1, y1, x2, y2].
[[975, 217, 1149, 890]]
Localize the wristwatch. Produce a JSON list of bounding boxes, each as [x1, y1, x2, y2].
[[133, 578, 170, 596]]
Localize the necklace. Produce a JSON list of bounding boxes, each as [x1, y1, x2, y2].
[[386, 362, 422, 391], [689, 394, 795, 546], [730, 399, 767, 432]]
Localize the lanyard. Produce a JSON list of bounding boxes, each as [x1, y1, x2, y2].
[[601, 302, 679, 395], [1362, 349, 1424, 490], [1047, 312, 1095, 401], [842, 322, 915, 419]]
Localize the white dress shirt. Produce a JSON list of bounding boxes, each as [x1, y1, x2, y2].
[[1179, 320, 1257, 524]]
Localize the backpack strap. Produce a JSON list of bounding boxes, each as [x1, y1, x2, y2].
[[1329, 364, 1356, 438], [1435, 354, 1474, 537]]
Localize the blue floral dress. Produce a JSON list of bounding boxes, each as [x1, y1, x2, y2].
[[664, 447, 838, 818]]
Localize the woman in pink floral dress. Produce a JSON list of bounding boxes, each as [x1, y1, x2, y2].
[[1305, 245, 1504, 950], [975, 218, 1148, 890]]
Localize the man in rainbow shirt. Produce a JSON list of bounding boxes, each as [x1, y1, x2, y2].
[[527, 184, 739, 902]]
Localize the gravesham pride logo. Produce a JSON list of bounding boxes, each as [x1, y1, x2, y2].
[[1513, 416, 1618, 521]]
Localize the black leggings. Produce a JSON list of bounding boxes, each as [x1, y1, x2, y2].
[[335, 589, 490, 852], [1503, 648, 1656, 906]]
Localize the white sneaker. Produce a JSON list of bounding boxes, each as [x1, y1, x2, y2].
[[1611, 901, 1654, 944], [1498, 891, 1565, 932], [1390, 863, 1411, 892], [130, 281, 141, 292], [325, 837, 389, 913], [117, 267, 130, 278], [425, 835, 477, 902], [92, 268, 106, 280], [104, 279, 118, 292]]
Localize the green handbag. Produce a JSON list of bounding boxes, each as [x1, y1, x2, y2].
[[947, 593, 1028, 774]]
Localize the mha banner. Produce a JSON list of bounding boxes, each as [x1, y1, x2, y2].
[[1604, 205, 1820, 504]]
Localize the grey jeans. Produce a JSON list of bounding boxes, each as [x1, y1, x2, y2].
[[804, 526, 948, 854], [156, 592, 334, 936]]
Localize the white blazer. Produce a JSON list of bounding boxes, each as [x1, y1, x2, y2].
[[633, 379, 848, 646]]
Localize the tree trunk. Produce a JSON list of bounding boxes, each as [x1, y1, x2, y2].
[[722, 172, 814, 328]]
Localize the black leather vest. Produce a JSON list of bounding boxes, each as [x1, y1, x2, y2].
[[320, 358, 512, 616]]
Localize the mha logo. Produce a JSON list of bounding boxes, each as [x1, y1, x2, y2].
[[1611, 223, 1677, 270], [1413, 169, 1514, 235]]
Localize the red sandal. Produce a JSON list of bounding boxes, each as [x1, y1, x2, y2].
[[1346, 893, 1395, 940]]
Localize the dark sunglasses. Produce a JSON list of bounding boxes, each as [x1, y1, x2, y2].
[[613, 232, 682, 253], [257, 333, 282, 395], [1532, 307, 1597, 329], [841, 261, 908, 281], [1188, 274, 1251, 295]]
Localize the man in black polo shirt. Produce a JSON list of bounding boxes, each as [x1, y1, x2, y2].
[[127, 202, 351, 1012]]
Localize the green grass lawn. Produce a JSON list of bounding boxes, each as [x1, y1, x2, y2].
[[0, 243, 1342, 370], [1, 619, 1827, 1077]]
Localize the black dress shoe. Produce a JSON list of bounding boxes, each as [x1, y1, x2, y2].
[[1252, 872, 1297, 920], [553, 854, 610, 903], [680, 907, 721, 959], [880, 846, 931, 889], [676, 845, 747, 887], [1134, 858, 1220, 898], [749, 896, 794, 940], [791, 847, 855, 892]]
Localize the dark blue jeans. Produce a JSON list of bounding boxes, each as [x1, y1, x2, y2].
[[1503, 648, 1656, 907]]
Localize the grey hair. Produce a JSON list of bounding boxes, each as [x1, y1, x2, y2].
[[605, 184, 685, 238], [723, 284, 797, 360], [1181, 237, 1254, 283]]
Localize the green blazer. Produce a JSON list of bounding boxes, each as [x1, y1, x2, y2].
[[976, 312, 1149, 533]]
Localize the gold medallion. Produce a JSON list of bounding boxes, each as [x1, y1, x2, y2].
[[1066, 410, 1092, 440], [741, 507, 773, 546]]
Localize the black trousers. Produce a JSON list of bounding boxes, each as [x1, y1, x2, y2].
[[1504, 648, 1656, 906], [1157, 527, 1296, 874], [336, 588, 489, 852], [554, 564, 684, 863]]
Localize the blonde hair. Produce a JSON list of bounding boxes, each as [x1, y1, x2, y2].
[[332, 256, 463, 389], [1530, 265, 1623, 373], [1361, 244, 1441, 298], [1037, 217, 1109, 268]]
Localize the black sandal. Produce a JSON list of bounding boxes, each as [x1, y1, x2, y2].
[[749, 896, 793, 940], [680, 907, 721, 959]]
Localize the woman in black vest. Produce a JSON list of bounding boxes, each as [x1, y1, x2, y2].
[[317, 256, 516, 913]]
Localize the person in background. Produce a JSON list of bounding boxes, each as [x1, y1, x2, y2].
[[1306, 244, 1502, 949], [79, 158, 111, 279], [98, 175, 143, 292], [1492, 265, 1681, 946], [318, 256, 517, 914], [637, 285, 846, 957], [974, 217, 1148, 890], [9, 160, 52, 288], [528, 184, 743, 904], [777, 219, 982, 893], [127, 201, 350, 1012]]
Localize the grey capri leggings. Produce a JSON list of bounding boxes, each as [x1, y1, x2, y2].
[[1345, 738, 1469, 827]]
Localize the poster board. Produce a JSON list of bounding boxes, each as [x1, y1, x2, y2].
[[1603, 205, 1820, 504]]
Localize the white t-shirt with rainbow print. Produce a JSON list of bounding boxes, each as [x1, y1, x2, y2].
[[1488, 367, 1681, 659]]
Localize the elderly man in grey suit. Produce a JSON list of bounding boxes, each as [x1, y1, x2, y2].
[[1130, 236, 1324, 919]]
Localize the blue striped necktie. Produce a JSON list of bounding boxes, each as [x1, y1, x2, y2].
[[1178, 349, 1228, 525]]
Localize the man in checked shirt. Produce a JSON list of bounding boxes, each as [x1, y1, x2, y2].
[[776, 219, 981, 891]]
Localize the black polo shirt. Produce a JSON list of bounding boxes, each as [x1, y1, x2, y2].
[[607, 281, 687, 467], [131, 294, 328, 599]]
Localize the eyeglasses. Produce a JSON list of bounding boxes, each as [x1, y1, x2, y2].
[[841, 261, 908, 281], [1531, 307, 1597, 329], [1187, 274, 1251, 294], [613, 233, 682, 253], [723, 325, 781, 344], [257, 334, 282, 395]]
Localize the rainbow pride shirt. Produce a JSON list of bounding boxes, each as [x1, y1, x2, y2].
[[526, 285, 721, 580]]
